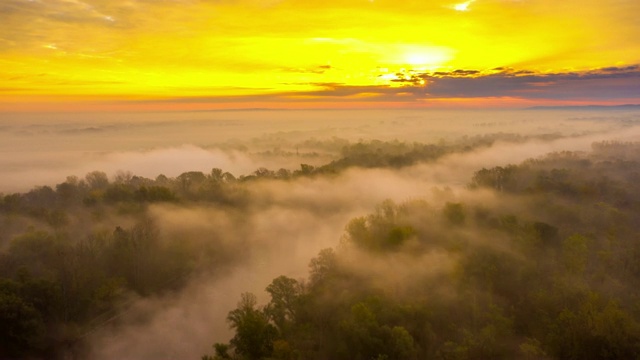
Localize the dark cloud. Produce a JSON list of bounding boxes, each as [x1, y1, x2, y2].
[[417, 65, 640, 100], [344, 65, 623, 102], [432, 69, 480, 77], [389, 73, 424, 85], [600, 65, 640, 72], [280, 65, 640, 102]]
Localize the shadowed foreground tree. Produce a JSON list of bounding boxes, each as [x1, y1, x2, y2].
[[264, 276, 301, 335], [227, 293, 277, 360]]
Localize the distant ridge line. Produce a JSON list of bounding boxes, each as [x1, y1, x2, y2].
[[526, 104, 640, 110]]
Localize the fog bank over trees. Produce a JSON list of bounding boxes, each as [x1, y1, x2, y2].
[[1, 108, 640, 359], [1, 109, 637, 192]]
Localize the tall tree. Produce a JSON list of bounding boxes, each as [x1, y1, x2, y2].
[[227, 293, 277, 360]]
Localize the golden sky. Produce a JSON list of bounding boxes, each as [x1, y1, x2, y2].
[[1, 0, 639, 110]]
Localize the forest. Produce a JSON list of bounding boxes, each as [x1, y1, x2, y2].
[[2, 130, 640, 359]]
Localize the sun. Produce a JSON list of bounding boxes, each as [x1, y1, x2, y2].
[[401, 48, 453, 69], [406, 53, 432, 66]]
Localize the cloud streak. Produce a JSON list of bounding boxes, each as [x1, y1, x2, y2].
[[115, 65, 640, 107]]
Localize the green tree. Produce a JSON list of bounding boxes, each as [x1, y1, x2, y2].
[[339, 302, 417, 360], [443, 202, 465, 226], [308, 248, 337, 286], [562, 234, 589, 275], [0, 281, 46, 358], [546, 293, 640, 359], [265, 276, 301, 334], [227, 292, 277, 360], [85, 171, 109, 190]]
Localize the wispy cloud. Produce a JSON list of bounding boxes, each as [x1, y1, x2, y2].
[[0, 0, 120, 27]]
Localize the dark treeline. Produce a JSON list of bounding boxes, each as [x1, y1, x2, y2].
[[0, 137, 638, 359], [1, 132, 561, 215]]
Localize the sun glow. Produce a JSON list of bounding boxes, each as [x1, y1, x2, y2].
[[404, 53, 447, 68], [386, 45, 455, 71], [454, 0, 474, 11]]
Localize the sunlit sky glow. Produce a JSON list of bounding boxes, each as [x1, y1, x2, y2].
[[1, 0, 639, 111], [453, 0, 474, 11]]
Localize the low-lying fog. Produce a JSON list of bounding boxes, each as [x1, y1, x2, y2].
[[3, 108, 640, 359], [2, 109, 637, 193]]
